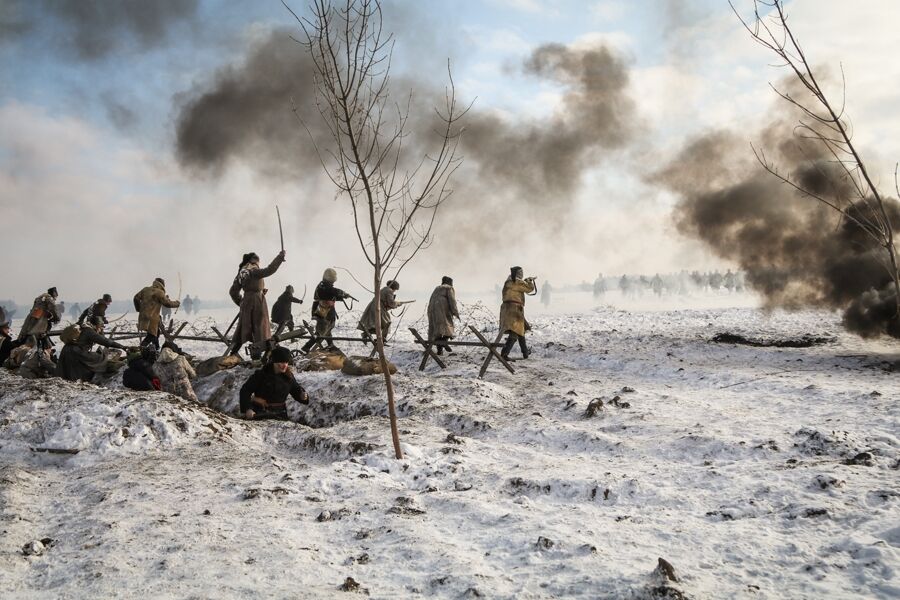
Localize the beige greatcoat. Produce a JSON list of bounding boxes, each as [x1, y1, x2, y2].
[[499, 277, 535, 337], [427, 284, 459, 340], [134, 281, 179, 336]]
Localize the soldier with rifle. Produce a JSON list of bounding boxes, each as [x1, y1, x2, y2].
[[134, 278, 180, 349], [78, 294, 113, 325], [499, 266, 536, 360], [358, 280, 413, 341], [301, 268, 354, 353], [18, 287, 61, 350]]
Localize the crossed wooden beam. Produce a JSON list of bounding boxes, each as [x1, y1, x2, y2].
[[408, 325, 514, 378]]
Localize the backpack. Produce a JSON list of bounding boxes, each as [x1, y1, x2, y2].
[[60, 324, 81, 344]]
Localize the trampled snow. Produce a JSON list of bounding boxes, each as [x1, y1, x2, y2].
[[1, 302, 898, 598]]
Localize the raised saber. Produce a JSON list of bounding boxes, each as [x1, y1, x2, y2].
[[276, 205, 285, 260], [173, 271, 183, 315]]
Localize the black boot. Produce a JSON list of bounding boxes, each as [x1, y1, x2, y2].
[[518, 335, 530, 359], [501, 334, 516, 359]]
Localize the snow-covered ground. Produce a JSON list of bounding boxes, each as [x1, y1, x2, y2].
[[1, 301, 899, 599]]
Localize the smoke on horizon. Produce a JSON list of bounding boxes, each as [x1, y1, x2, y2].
[[653, 121, 900, 339]]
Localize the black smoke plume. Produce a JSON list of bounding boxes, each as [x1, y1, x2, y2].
[[174, 28, 324, 181], [174, 30, 636, 237], [4, 0, 198, 59], [655, 123, 900, 339]]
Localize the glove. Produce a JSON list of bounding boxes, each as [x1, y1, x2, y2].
[[151, 377, 161, 391]]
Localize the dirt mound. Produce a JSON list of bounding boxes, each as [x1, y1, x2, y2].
[[711, 332, 834, 347]]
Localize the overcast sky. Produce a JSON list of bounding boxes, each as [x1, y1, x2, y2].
[[2, 0, 900, 303]]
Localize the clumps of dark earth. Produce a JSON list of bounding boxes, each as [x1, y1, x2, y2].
[[645, 557, 690, 599], [711, 333, 835, 347], [22, 538, 55, 556], [387, 496, 426, 516], [339, 576, 368, 594], [535, 536, 555, 550]]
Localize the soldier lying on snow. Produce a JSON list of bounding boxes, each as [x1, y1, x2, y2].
[[240, 346, 309, 420]]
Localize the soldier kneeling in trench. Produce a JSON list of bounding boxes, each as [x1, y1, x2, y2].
[[239, 346, 309, 420]]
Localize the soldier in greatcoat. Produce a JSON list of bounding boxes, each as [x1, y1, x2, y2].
[[228, 251, 286, 359], [18, 287, 61, 349], [271, 285, 303, 332], [134, 278, 180, 349], [499, 267, 535, 360], [427, 276, 459, 355], [358, 280, 400, 338]]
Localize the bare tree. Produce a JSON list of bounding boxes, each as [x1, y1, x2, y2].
[[732, 0, 900, 318], [287, 0, 467, 459]]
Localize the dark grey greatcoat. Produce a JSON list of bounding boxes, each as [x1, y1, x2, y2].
[[56, 327, 126, 382], [358, 286, 397, 335], [230, 254, 285, 345], [427, 284, 459, 340]]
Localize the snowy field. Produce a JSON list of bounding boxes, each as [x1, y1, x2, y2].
[[1, 296, 899, 599]]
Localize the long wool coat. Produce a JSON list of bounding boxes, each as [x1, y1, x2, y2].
[[427, 284, 459, 340], [499, 277, 535, 337], [56, 327, 125, 382], [134, 281, 179, 336], [231, 255, 284, 344], [18, 293, 60, 340], [358, 286, 397, 335], [154, 347, 198, 403]]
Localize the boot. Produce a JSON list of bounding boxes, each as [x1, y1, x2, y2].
[[500, 334, 516, 359], [518, 335, 530, 359]]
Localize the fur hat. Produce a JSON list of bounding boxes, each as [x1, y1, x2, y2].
[[323, 268, 337, 283], [387, 280, 400, 291], [154, 277, 166, 287], [285, 285, 294, 294], [102, 294, 112, 303], [47, 287, 58, 297], [441, 276, 453, 286], [510, 266, 523, 279], [242, 252, 259, 266], [269, 345, 293, 364]]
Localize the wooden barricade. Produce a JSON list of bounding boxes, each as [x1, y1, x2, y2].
[[408, 325, 514, 378]]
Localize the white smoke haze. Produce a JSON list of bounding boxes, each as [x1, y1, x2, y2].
[[3, 0, 900, 310]]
